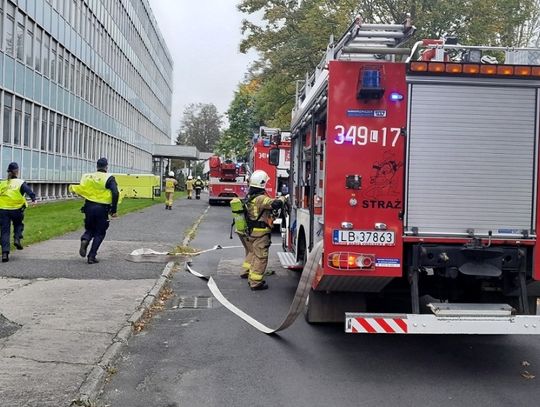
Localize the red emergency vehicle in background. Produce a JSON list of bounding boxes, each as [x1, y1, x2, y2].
[[277, 16, 540, 334], [251, 127, 291, 198], [208, 155, 248, 205]]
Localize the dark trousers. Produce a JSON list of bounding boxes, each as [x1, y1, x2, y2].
[[0, 208, 24, 254], [80, 202, 110, 258]]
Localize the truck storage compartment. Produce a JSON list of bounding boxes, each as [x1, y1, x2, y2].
[[405, 81, 538, 238]]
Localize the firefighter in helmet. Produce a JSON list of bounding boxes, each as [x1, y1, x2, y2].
[[186, 175, 194, 199], [245, 169, 287, 290], [194, 176, 204, 199], [164, 171, 178, 210]]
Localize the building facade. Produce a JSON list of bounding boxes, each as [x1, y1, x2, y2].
[[0, 0, 172, 198]]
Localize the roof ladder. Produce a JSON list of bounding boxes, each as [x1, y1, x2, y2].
[[334, 15, 416, 61]]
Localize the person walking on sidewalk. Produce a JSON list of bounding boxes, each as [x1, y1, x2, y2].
[[164, 171, 177, 210], [0, 162, 36, 262], [245, 170, 287, 291], [70, 157, 119, 264], [186, 175, 194, 199]]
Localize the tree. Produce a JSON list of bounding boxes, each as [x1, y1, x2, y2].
[[216, 79, 261, 159], [176, 103, 222, 152], [237, 0, 539, 128]]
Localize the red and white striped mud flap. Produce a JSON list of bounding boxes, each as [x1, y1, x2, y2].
[[346, 314, 408, 334]]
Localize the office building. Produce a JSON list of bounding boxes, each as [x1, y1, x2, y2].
[[0, 0, 173, 198]]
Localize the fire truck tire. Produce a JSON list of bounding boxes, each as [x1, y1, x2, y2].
[[305, 290, 366, 324], [209, 199, 217, 206]]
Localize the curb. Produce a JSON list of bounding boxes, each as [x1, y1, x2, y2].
[[71, 261, 176, 407]]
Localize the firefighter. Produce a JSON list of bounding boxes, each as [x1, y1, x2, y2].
[[194, 176, 204, 199], [164, 171, 178, 210], [245, 170, 287, 290], [71, 157, 119, 264], [0, 162, 36, 262], [186, 175, 194, 199]]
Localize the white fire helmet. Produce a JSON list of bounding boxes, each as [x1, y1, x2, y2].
[[197, 176, 201, 180], [168, 171, 174, 177], [188, 175, 193, 180], [249, 170, 270, 189]]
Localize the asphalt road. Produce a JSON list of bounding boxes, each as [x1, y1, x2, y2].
[[100, 204, 540, 407]]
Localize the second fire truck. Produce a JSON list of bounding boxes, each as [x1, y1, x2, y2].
[[277, 16, 540, 334]]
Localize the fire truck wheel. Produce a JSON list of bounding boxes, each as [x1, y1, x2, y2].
[[305, 290, 366, 324], [209, 199, 216, 206]]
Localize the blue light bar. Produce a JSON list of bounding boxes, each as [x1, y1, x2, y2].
[[390, 92, 404, 101]]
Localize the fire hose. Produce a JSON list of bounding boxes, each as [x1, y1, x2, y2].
[[185, 241, 322, 334]]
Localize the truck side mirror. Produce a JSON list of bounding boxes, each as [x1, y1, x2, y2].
[[268, 148, 280, 166]]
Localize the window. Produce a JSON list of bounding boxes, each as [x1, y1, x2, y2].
[[57, 46, 64, 85], [55, 114, 61, 153], [33, 105, 40, 150], [3, 93, 13, 143], [34, 26, 42, 72], [14, 97, 22, 146], [5, 2, 15, 56], [50, 40, 56, 81], [23, 101, 31, 147], [48, 111, 55, 152], [43, 33, 50, 77], [41, 109, 48, 153], [25, 22, 33, 66], [0, 2, 4, 51], [64, 50, 69, 88], [16, 11, 24, 61]]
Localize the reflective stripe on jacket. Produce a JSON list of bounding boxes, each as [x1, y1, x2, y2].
[[0, 179, 26, 209], [70, 172, 112, 204]]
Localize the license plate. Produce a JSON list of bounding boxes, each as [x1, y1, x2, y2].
[[332, 230, 395, 246]]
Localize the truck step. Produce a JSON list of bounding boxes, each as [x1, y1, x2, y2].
[[277, 252, 303, 270], [427, 303, 513, 317]]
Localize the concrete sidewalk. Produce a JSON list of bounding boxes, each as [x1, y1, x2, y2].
[[0, 195, 209, 406]]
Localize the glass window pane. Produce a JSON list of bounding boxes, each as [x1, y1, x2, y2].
[[5, 5, 14, 56], [3, 93, 12, 143], [14, 97, 22, 146], [24, 101, 31, 147], [33, 105, 40, 150], [34, 27, 42, 71], [25, 22, 33, 66], [16, 11, 23, 61]]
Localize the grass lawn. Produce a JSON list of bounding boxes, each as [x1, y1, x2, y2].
[[19, 191, 186, 247]]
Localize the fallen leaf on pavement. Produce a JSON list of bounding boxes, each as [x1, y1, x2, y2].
[[521, 370, 535, 379]]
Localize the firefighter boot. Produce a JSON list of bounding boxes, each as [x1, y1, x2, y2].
[[249, 281, 268, 291], [2, 252, 8, 263]]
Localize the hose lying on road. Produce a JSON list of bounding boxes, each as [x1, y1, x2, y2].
[[185, 241, 322, 334]]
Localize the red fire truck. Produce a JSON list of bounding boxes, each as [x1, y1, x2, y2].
[[251, 127, 291, 198], [278, 16, 540, 334], [208, 156, 248, 205]]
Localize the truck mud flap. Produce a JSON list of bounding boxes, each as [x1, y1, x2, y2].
[[186, 241, 322, 334]]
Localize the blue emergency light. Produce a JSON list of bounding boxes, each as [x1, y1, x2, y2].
[[357, 69, 385, 100], [390, 92, 404, 101]]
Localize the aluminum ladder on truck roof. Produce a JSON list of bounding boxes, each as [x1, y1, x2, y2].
[[292, 15, 415, 129]]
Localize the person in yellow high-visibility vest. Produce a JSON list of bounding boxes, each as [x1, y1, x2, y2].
[[245, 170, 287, 290], [0, 162, 36, 262], [70, 158, 119, 264], [186, 175, 194, 199], [164, 171, 178, 210]]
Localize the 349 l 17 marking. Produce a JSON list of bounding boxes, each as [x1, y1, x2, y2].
[[334, 126, 401, 147]]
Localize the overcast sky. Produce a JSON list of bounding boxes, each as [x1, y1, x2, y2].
[[147, 0, 258, 139]]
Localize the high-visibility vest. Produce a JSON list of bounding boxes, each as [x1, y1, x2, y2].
[[165, 177, 176, 193], [70, 172, 112, 204], [0, 179, 26, 209]]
